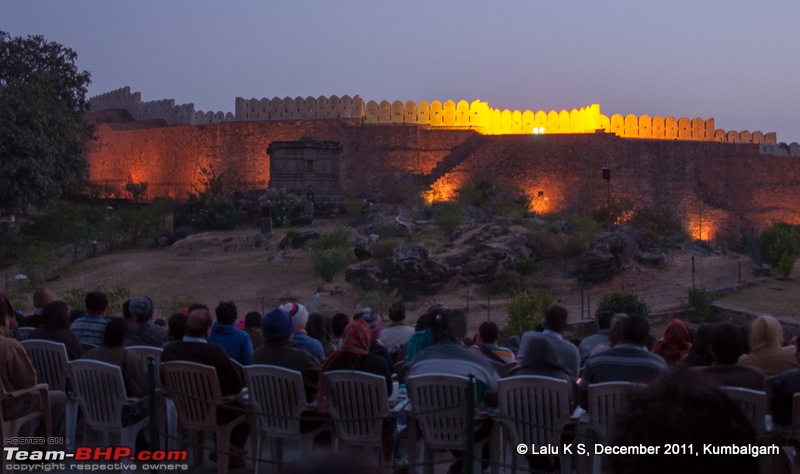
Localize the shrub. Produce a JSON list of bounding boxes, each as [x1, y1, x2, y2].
[[631, 206, 688, 249], [310, 247, 349, 282], [596, 292, 650, 316], [434, 202, 464, 235], [687, 286, 714, 323], [261, 188, 302, 228], [456, 175, 530, 218], [593, 195, 635, 225], [371, 238, 404, 260], [193, 198, 236, 230], [759, 222, 800, 278], [514, 258, 538, 275], [487, 270, 527, 296], [504, 290, 553, 337], [314, 227, 352, 250]]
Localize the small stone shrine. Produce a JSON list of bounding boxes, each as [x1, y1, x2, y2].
[[266, 136, 343, 202]]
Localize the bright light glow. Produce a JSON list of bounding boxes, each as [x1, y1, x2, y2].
[[531, 127, 546, 135]]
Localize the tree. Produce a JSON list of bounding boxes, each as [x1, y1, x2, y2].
[[0, 31, 93, 215], [759, 222, 800, 279]]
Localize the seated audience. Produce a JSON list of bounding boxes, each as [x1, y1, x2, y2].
[[676, 323, 714, 368], [307, 312, 336, 358], [127, 296, 169, 348], [281, 302, 324, 361], [606, 370, 758, 474], [770, 366, 800, 427], [403, 311, 436, 364], [738, 314, 798, 377], [0, 295, 67, 439], [161, 307, 249, 468], [653, 318, 692, 367], [578, 310, 613, 366], [29, 300, 84, 360], [243, 311, 264, 350], [579, 314, 666, 409], [167, 312, 187, 342], [511, 330, 577, 403], [84, 318, 148, 399], [379, 301, 415, 352], [695, 322, 763, 390], [252, 308, 321, 402], [208, 300, 253, 366], [470, 321, 515, 364], [70, 291, 110, 346], [330, 313, 349, 349], [18, 287, 56, 330], [532, 304, 580, 380], [353, 309, 393, 372]]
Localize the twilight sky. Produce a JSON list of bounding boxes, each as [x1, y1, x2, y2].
[[4, 1, 799, 142]]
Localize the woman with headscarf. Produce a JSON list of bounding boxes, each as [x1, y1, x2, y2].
[[677, 323, 714, 368], [738, 315, 798, 377], [653, 319, 692, 367], [354, 308, 393, 372], [316, 319, 393, 413]]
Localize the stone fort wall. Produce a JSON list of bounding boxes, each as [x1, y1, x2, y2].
[[90, 88, 791, 147], [85, 118, 800, 244]]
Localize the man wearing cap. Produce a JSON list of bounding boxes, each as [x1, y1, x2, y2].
[[127, 296, 168, 348], [252, 308, 321, 402], [280, 302, 324, 362]]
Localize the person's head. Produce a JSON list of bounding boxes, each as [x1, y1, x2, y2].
[[427, 307, 454, 344], [128, 296, 155, 323], [122, 299, 133, 321], [339, 319, 372, 354], [596, 310, 614, 331], [215, 300, 238, 325], [331, 313, 349, 338], [478, 321, 499, 345], [609, 313, 630, 346], [168, 312, 187, 340], [750, 315, 784, 352], [280, 302, 309, 330], [244, 311, 262, 330], [261, 308, 294, 343], [606, 369, 757, 474], [32, 287, 56, 314], [69, 309, 83, 324], [40, 300, 71, 330], [415, 311, 436, 332], [709, 322, 746, 366], [544, 304, 569, 333], [388, 301, 406, 322], [306, 313, 332, 342], [354, 308, 383, 340], [187, 302, 209, 312], [85, 291, 109, 315], [620, 313, 650, 347], [103, 317, 128, 348], [185, 308, 213, 339], [0, 293, 11, 329]]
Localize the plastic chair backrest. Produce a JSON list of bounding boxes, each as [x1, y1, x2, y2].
[[720, 386, 767, 434], [161, 361, 223, 431], [244, 364, 307, 437], [23, 339, 70, 392], [498, 375, 571, 446], [69, 359, 128, 430], [407, 373, 474, 451], [587, 381, 639, 441], [323, 370, 389, 445]]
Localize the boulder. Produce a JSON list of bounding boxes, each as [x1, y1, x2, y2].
[[279, 231, 320, 249], [354, 240, 372, 260]]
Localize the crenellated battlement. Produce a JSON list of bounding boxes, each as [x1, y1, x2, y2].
[[88, 87, 789, 149]]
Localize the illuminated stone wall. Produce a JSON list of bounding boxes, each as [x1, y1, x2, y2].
[[89, 88, 780, 144]]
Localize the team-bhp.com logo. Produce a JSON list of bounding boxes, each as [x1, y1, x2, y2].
[[5, 446, 189, 471]]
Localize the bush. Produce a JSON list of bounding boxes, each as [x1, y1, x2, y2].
[[260, 189, 302, 228], [514, 258, 538, 275], [487, 270, 527, 296], [631, 206, 688, 249], [456, 176, 530, 218], [371, 238, 404, 260], [687, 286, 714, 323], [593, 195, 635, 225], [504, 290, 553, 337], [434, 202, 464, 235], [314, 227, 352, 250], [759, 222, 800, 278], [310, 247, 349, 282], [193, 197, 236, 230], [596, 292, 650, 316]]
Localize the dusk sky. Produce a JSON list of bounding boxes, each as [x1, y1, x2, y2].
[[4, 1, 799, 142]]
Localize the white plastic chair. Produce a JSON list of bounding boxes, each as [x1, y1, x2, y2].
[[0, 376, 52, 474], [244, 365, 324, 474], [161, 361, 249, 474], [322, 370, 390, 463], [406, 373, 488, 474], [127, 345, 163, 367], [14, 326, 35, 341], [720, 386, 768, 434], [578, 381, 641, 474], [497, 376, 573, 474], [22, 339, 80, 449], [69, 360, 148, 474]]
